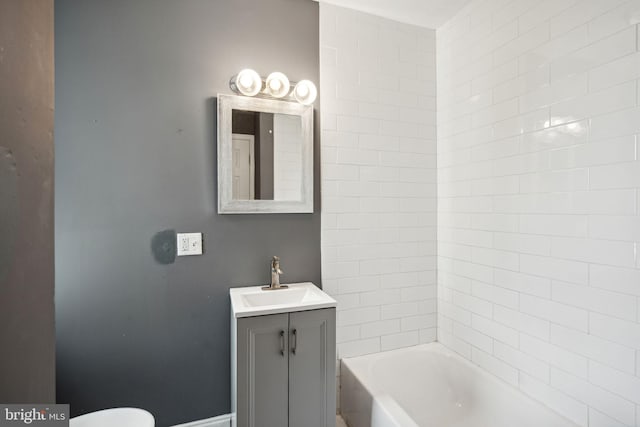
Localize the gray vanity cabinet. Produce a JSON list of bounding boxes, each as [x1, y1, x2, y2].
[[233, 308, 336, 427], [289, 309, 336, 427], [235, 313, 289, 427]]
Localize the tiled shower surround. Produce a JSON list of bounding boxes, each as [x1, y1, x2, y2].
[[321, 1, 640, 426], [437, 0, 640, 426], [320, 4, 438, 358]]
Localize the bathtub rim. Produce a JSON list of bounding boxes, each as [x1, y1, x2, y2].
[[340, 342, 581, 427]]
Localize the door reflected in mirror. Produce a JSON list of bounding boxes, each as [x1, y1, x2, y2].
[[231, 110, 303, 202]]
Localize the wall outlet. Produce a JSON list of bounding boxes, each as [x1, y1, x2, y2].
[[176, 233, 203, 256]]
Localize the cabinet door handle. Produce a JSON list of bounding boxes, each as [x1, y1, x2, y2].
[[291, 329, 297, 355], [279, 330, 285, 356]]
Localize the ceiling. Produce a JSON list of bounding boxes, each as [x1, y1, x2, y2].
[[314, 0, 472, 29]]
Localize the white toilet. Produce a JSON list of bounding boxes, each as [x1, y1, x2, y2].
[[70, 408, 154, 427]]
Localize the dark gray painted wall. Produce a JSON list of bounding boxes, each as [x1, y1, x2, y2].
[[54, 1, 320, 425], [0, 0, 55, 403], [258, 113, 275, 199]]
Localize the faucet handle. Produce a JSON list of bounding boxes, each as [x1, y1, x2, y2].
[[272, 256, 283, 274], [263, 256, 287, 290]]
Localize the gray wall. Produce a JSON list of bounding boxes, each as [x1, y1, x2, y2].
[[54, 1, 320, 425], [258, 113, 275, 200], [0, 0, 55, 403]]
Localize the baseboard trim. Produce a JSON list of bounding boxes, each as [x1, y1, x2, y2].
[[171, 413, 231, 427]]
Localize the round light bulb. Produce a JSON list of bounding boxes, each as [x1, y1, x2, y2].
[[234, 69, 262, 97], [296, 84, 309, 97], [240, 74, 253, 89], [293, 80, 317, 105], [269, 79, 281, 91], [265, 72, 290, 98]]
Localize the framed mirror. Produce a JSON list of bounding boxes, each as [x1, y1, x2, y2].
[[217, 94, 313, 214]]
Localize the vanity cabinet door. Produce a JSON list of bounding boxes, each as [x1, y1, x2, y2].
[[236, 313, 289, 427], [288, 308, 336, 427]]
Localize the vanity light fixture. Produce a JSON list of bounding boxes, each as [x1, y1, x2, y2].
[[293, 80, 317, 105], [265, 72, 290, 98], [229, 69, 317, 105], [230, 68, 262, 97]]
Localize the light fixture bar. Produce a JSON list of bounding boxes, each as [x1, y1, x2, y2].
[[229, 70, 316, 105]]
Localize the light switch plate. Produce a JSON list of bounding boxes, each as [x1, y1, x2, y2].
[[176, 233, 203, 256]]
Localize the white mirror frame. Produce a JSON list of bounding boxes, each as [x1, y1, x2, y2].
[[217, 94, 314, 214]]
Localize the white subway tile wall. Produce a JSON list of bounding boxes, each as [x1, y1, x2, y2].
[[437, 1, 640, 426], [320, 3, 438, 363]]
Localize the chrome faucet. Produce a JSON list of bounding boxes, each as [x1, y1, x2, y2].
[[263, 256, 288, 290]]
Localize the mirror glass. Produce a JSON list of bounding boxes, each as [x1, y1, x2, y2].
[[217, 94, 313, 214], [231, 110, 303, 201]]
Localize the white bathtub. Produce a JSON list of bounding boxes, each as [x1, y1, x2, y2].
[[340, 343, 580, 427]]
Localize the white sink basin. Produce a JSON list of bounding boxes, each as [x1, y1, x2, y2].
[[230, 282, 336, 318], [241, 288, 308, 307]]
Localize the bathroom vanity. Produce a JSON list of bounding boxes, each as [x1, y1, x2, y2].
[[230, 282, 337, 427]]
